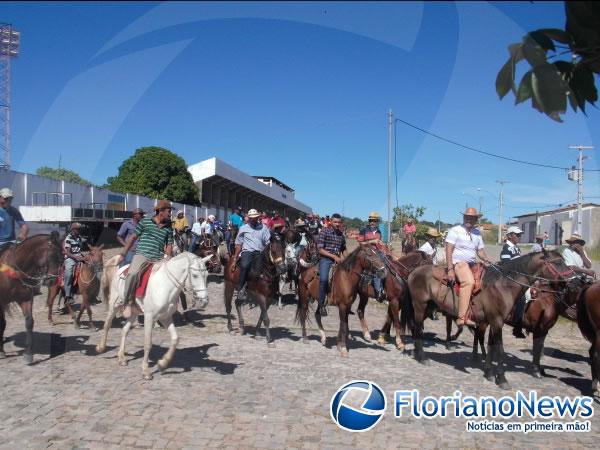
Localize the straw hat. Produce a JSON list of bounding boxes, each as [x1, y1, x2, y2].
[[565, 233, 585, 245], [535, 233, 545, 241], [247, 209, 260, 218], [462, 207, 482, 217], [368, 211, 381, 221], [426, 228, 442, 238]]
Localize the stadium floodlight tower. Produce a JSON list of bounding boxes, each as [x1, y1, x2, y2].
[[0, 23, 20, 170]]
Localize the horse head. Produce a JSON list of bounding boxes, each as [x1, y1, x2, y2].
[[537, 250, 576, 282], [189, 254, 213, 304], [87, 244, 105, 275], [359, 246, 388, 279], [268, 234, 287, 276]]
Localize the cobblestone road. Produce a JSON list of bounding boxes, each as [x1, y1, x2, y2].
[[0, 249, 598, 449]]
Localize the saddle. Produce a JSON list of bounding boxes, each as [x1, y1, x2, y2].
[[57, 262, 82, 290], [432, 263, 485, 298], [121, 265, 153, 299]]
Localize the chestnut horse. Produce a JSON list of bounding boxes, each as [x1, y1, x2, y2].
[[0, 233, 63, 363], [223, 234, 286, 345], [401, 250, 572, 389], [576, 281, 600, 396], [47, 244, 104, 330], [304, 246, 387, 356]]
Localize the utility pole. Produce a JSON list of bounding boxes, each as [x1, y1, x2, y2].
[[387, 109, 393, 243], [438, 211, 441, 233], [496, 180, 508, 244], [0, 24, 20, 169], [569, 145, 594, 234]]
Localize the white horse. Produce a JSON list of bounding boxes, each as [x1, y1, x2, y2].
[[96, 252, 212, 380]]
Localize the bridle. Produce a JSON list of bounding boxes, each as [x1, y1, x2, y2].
[[5, 238, 62, 288], [163, 253, 209, 300]]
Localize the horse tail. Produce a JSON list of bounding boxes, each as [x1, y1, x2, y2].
[[101, 255, 120, 309], [577, 285, 596, 343], [399, 278, 414, 335]]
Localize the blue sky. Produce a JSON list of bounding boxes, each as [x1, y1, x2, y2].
[[4, 1, 599, 224]]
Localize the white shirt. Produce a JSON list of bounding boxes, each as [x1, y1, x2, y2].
[[445, 225, 484, 264], [562, 247, 586, 269], [191, 222, 203, 235], [200, 221, 213, 235], [419, 241, 445, 265], [531, 243, 543, 253]]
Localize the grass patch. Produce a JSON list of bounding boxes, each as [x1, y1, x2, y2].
[[587, 243, 600, 262]]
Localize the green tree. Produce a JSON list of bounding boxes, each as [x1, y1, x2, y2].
[[342, 216, 366, 229], [392, 204, 426, 231], [496, 2, 599, 122], [105, 146, 200, 205], [36, 166, 93, 186]]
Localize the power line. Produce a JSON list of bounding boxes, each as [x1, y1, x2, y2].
[[394, 117, 600, 172]]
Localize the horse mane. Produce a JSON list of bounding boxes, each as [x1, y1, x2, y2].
[[248, 237, 283, 279], [338, 247, 362, 271], [483, 252, 540, 285]]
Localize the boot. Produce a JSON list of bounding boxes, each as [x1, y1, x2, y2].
[[237, 286, 247, 301], [376, 290, 386, 303], [512, 327, 526, 339]]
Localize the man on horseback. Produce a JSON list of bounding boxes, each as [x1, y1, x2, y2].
[[357, 212, 386, 302], [63, 222, 86, 306], [402, 218, 417, 252], [118, 200, 174, 318], [562, 233, 596, 279], [173, 210, 190, 251], [445, 207, 490, 327], [269, 211, 286, 231], [317, 213, 346, 316], [294, 218, 311, 254], [0, 188, 28, 249], [307, 214, 320, 236], [232, 208, 271, 301], [500, 226, 527, 338], [189, 217, 204, 253], [117, 208, 144, 267], [418, 228, 443, 264]]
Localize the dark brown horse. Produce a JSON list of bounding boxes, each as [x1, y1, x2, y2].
[[327, 246, 388, 356], [576, 281, 600, 396], [223, 234, 286, 345], [295, 237, 326, 344], [402, 234, 417, 254], [47, 244, 104, 330], [449, 276, 581, 379], [401, 250, 572, 389], [0, 233, 63, 363]]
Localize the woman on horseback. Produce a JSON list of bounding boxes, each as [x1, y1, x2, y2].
[[444, 207, 491, 327]]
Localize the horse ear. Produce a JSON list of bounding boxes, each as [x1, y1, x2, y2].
[[201, 254, 213, 264], [98, 244, 105, 250]]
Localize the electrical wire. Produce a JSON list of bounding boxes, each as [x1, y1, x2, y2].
[[394, 117, 600, 172]]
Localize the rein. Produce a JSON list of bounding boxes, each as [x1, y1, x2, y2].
[[163, 253, 208, 297]]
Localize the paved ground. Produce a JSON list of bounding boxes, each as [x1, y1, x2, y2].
[[0, 246, 598, 449]]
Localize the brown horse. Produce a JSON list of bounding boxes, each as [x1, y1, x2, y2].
[[402, 234, 417, 254], [47, 244, 104, 329], [449, 276, 581, 379], [223, 234, 286, 345], [295, 237, 326, 344], [0, 233, 63, 363], [401, 250, 572, 389], [373, 251, 431, 349], [576, 281, 600, 396], [328, 246, 388, 356]]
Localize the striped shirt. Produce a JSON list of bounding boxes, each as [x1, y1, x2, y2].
[[134, 217, 173, 261], [64, 233, 82, 261], [317, 227, 346, 258]]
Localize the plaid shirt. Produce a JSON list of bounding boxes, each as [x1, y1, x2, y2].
[[317, 227, 346, 257]]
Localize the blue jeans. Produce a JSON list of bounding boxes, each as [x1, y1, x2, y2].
[[318, 257, 334, 306], [119, 249, 135, 268], [190, 234, 200, 253], [372, 248, 385, 295], [63, 258, 78, 298], [239, 251, 261, 291]]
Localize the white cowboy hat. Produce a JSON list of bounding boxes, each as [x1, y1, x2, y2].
[[247, 209, 260, 218], [565, 233, 585, 245], [0, 187, 14, 198], [208, 214, 216, 221]]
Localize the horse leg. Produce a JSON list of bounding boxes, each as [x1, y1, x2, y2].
[[314, 304, 327, 346], [0, 309, 6, 359], [142, 312, 154, 380], [389, 298, 404, 351], [590, 336, 600, 396], [413, 319, 428, 364], [278, 277, 284, 310], [297, 287, 309, 344], [357, 294, 371, 342], [20, 300, 34, 364], [75, 291, 85, 329], [47, 285, 57, 325], [337, 304, 349, 357], [259, 297, 273, 346], [488, 322, 510, 390], [445, 315, 453, 350], [235, 299, 245, 335], [157, 316, 178, 371], [117, 315, 136, 366], [224, 281, 234, 333], [531, 331, 548, 379], [377, 305, 392, 345]]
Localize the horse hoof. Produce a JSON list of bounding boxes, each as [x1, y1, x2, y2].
[[532, 370, 542, 379], [74, 323, 80, 330], [484, 373, 494, 382], [24, 353, 33, 365], [0, 351, 6, 359], [95, 345, 105, 354], [119, 359, 127, 367], [278, 305, 283, 310], [363, 333, 372, 342], [320, 336, 327, 346], [396, 344, 405, 351], [157, 359, 168, 371], [340, 350, 349, 358], [143, 373, 153, 381], [377, 336, 386, 345], [302, 338, 309, 345], [267, 342, 275, 348], [418, 359, 430, 366], [497, 381, 511, 391]]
